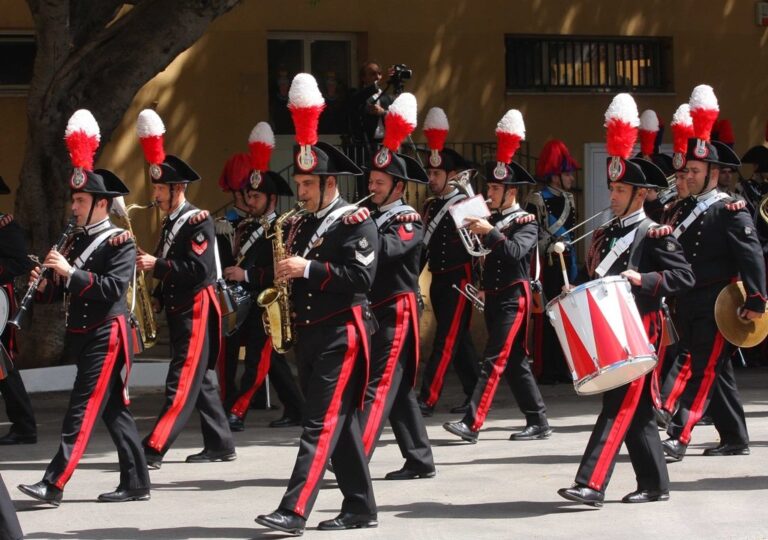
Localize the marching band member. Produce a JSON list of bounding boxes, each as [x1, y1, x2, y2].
[[525, 139, 580, 384], [18, 110, 150, 505], [443, 109, 551, 443], [224, 123, 304, 431], [657, 86, 766, 462], [0, 175, 37, 446], [135, 109, 236, 469], [636, 110, 675, 223], [352, 93, 435, 480], [558, 94, 694, 507], [417, 108, 480, 416], [256, 74, 379, 535]]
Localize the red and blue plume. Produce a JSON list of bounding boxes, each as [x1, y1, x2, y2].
[[495, 109, 525, 164], [136, 109, 166, 165], [535, 140, 579, 178], [604, 93, 639, 159], [638, 109, 659, 157], [688, 84, 719, 142], [248, 122, 275, 172], [715, 119, 735, 147], [218, 153, 251, 192], [671, 104, 694, 155], [65, 109, 101, 171], [288, 73, 325, 146], [423, 107, 449, 151], [383, 93, 417, 152]]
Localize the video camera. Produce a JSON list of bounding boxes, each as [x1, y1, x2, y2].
[[389, 64, 413, 93]]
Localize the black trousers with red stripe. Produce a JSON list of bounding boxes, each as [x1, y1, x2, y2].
[[419, 267, 480, 407], [662, 286, 749, 446], [144, 300, 234, 456], [0, 474, 22, 540], [42, 319, 150, 491], [0, 369, 36, 436], [279, 320, 375, 519], [223, 311, 303, 421], [358, 296, 433, 470], [462, 288, 547, 431], [573, 312, 668, 493]]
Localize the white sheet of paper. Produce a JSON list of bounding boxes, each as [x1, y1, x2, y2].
[[449, 195, 491, 229]]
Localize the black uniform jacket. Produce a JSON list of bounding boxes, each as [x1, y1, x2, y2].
[[153, 202, 217, 314], [0, 216, 31, 286], [422, 190, 473, 273], [287, 197, 379, 328], [38, 218, 134, 333], [668, 190, 767, 312], [584, 210, 695, 315], [237, 215, 276, 293], [481, 206, 538, 294]]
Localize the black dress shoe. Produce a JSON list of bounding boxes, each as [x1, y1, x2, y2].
[[510, 425, 552, 441], [18, 481, 62, 507], [228, 413, 245, 432], [0, 431, 37, 445], [98, 487, 151, 502], [255, 509, 306, 536], [144, 450, 162, 470], [449, 399, 471, 414], [317, 512, 378, 531], [269, 415, 301, 428], [661, 438, 687, 462], [654, 407, 672, 429], [185, 448, 237, 463], [621, 489, 670, 503], [384, 466, 436, 480], [417, 399, 434, 417], [442, 421, 478, 443], [557, 484, 604, 507], [702, 442, 750, 456]]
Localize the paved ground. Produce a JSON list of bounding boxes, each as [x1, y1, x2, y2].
[[4, 367, 768, 539]]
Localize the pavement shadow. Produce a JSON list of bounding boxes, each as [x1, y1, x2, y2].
[[24, 526, 259, 539], [378, 500, 593, 519], [435, 453, 598, 466], [671, 475, 768, 492]]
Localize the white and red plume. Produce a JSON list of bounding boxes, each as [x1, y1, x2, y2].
[[493, 109, 525, 180], [638, 109, 659, 157], [288, 73, 325, 171], [375, 93, 417, 168], [248, 122, 275, 189], [423, 107, 449, 167], [604, 93, 639, 181], [65, 109, 100, 189], [137, 109, 166, 180], [688, 84, 719, 143]]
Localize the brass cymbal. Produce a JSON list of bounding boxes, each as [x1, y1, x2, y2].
[[714, 281, 768, 348]]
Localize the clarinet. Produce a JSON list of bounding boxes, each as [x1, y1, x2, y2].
[[8, 217, 76, 330]]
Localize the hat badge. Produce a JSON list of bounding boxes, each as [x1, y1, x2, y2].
[[672, 152, 686, 170], [493, 162, 508, 181], [250, 170, 262, 190], [374, 147, 392, 169], [70, 167, 86, 189], [296, 145, 317, 172], [608, 156, 625, 181], [149, 163, 163, 180], [693, 139, 709, 159], [429, 149, 442, 168]]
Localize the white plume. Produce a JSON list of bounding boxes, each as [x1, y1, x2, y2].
[[671, 104, 692, 126], [496, 109, 525, 138], [136, 109, 165, 138], [639, 109, 660, 132], [689, 84, 719, 112], [65, 109, 100, 140], [288, 73, 325, 108], [423, 107, 449, 131], [604, 93, 640, 127], [249, 122, 275, 146], [387, 92, 418, 127]]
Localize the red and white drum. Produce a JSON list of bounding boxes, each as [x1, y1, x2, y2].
[[546, 276, 656, 395]]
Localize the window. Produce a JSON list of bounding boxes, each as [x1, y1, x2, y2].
[[0, 33, 36, 94], [505, 35, 673, 93], [267, 32, 357, 135]]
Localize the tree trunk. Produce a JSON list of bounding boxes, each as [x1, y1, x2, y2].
[[16, 0, 243, 366]]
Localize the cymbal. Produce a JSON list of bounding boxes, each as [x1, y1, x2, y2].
[[714, 281, 768, 348]]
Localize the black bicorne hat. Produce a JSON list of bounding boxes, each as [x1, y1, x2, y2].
[[606, 157, 659, 189], [368, 149, 428, 184], [483, 161, 536, 186], [293, 142, 363, 177], [676, 138, 741, 170], [421, 147, 469, 172], [246, 170, 294, 196], [150, 154, 201, 185], [72, 169, 130, 198], [0, 177, 10, 195], [627, 158, 668, 190], [741, 145, 768, 173]]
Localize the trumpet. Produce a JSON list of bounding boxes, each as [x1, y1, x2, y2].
[[452, 283, 484, 312], [759, 193, 768, 225], [448, 169, 491, 257]]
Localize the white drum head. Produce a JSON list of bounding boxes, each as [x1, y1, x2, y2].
[[0, 288, 9, 332], [575, 355, 657, 395]]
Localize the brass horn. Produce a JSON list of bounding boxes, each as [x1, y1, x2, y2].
[[447, 169, 492, 257]]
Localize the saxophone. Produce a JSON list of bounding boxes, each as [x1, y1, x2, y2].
[[257, 202, 306, 353], [111, 198, 158, 351]]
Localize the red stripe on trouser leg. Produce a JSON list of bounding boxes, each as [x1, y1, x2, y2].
[[679, 332, 725, 445], [361, 297, 408, 454], [54, 319, 122, 489], [587, 376, 644, 491], [293, 322, 359, 517], [425, 281, 469, 406], [471, 297, 526, 432], [147, 290, 209, 452], [230, 338, 273, 418], [664, 352, 692, 413]]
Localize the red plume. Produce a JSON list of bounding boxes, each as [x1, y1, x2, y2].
[[423, 107, 449, 151], [535, 140, 580, 178], [218, 153, 251, 192], [604, 94, 639, 159], [688, 84, 719, 142], [382, 93, 417, 152], [717, 119, 735, 145], [248, 122, 275, 172], [287, 73, 326, 146], [136, 109, 167, 165], [638, 130, 656, 157], [671, 104, 694, 155], [64, 110, 101, 171]]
